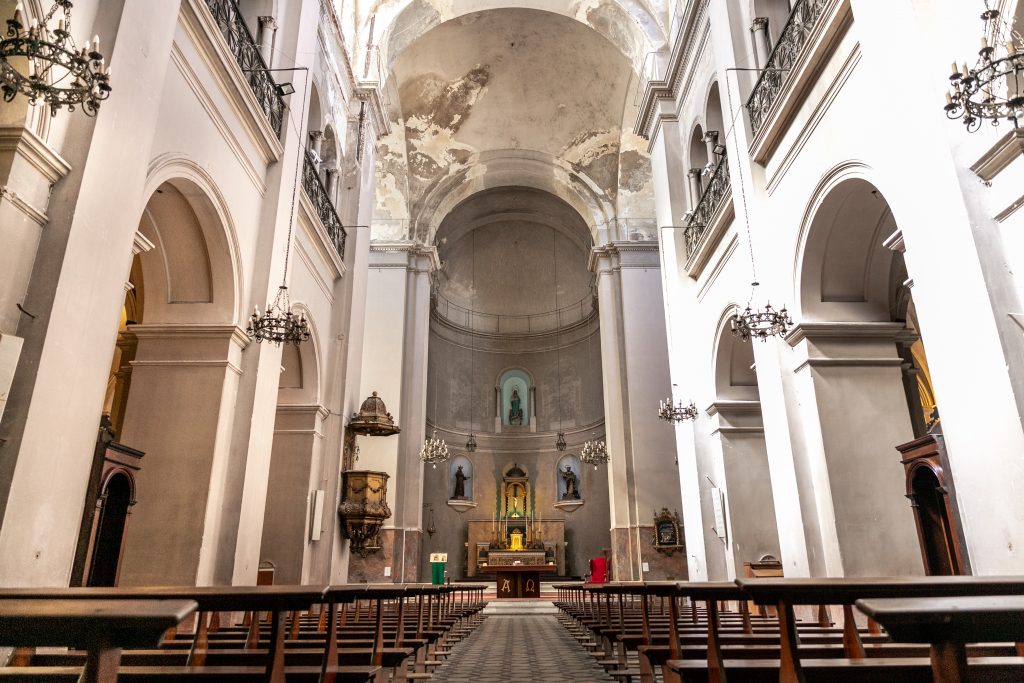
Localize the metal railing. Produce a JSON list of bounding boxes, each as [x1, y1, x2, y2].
[[431, 291, 598, 336], [203, 0, 285, 136], [302, 149, 347, 259], [684, 154, 731, 257], [745, 0, 830, 135]]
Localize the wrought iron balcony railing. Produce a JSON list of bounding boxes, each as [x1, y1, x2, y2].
[[745, 0, 829, 135], [683, 154, 731, 257], [303, 149, 347, 259], [203, 0, 285, 137]]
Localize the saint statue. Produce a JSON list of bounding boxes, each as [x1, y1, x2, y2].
[[452, 465, 470, 499], [509, 388, 524, 425], [561, 465, 580, 500]]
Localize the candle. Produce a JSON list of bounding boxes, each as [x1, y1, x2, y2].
[[981, 36, 989, 50], [946, 92, 953, 106], [1009, 42, 1017, 56], [93, 35, 100, 52]]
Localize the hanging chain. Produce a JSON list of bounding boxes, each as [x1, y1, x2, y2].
[[725, 69, 759, 296], [279, 68, 311, 289]]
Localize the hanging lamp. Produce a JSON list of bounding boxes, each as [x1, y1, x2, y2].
[[0, 0, 112, 116], [247, 69, 309, 346], [725, 72, 792, 342]]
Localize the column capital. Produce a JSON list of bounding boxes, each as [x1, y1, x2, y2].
[[588, 240, 662, 273], [369, 240, 441, 272], [751, 16, 770, 31]]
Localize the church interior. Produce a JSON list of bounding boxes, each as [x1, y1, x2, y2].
[[0, 0, 1023, 681]]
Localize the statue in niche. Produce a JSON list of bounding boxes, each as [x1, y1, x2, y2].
[[561, 465, 580, 500], [452, 465, 471, 500], [509, 388, 524, 425]]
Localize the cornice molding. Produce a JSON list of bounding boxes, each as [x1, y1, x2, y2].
[[127, 323, 251, 349], [785, 321, 913, 347], [634, 0, 710, 142], [588, 240, 662, 272], [0, 125, 71, 183], [971, 128, 1024, 181]]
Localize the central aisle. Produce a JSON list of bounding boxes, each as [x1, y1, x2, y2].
[[432, 610, 615, 683]]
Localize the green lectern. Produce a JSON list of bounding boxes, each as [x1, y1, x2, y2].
[[430, 552, 448, 585]]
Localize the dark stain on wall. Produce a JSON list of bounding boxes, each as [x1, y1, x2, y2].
[[619, 149, 650, 193]]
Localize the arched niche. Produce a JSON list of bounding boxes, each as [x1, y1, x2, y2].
[[556, 454, 582, 502], [797, 176, 898, 323], [498, 369, 530, 427], [449, 455, 473, 501], [714, 311, 759, 401], [134, 175, 238, 325], [276, 306, 321, 406]]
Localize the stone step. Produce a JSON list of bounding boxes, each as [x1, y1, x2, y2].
[[482, 600, 559, 616]]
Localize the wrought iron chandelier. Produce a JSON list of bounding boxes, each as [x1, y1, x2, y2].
[[246, 286, 310, 345], [555, 432, 567, 452], [246, 68, 306, 346], [731, 283, 793, 342], [419, 429, 450, 468], [1, 1, 111, 116], [945, 4, 1024, 132], [465, 432, 477, 453], [659, 396, 698, 423], [581, 437, 609, 469]]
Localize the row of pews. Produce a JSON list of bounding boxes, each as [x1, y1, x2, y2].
[[553, 577, 1024, 683], [0, 583, 486, 683]]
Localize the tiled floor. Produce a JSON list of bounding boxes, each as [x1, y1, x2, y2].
[[432, 614, 615, 683]]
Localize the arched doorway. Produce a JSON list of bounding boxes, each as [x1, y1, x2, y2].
[[87, 472, 134, 586]]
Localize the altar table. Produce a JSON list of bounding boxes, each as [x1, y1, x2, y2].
[[481, 564, 548, 598]]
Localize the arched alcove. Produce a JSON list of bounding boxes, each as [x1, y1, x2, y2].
[[499, 369, 530, 427], [714, 312, 758, 401], [794, 172, 930, 576], [449, 455, 474, 501], [556, 454, 582, 502]]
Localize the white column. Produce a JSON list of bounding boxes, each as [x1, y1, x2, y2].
[[687, 168, 703, 207], [350, 241, 438, 582], [649, 112, 709, 580], [591, 242, 681, 581], [0, 0, 182, 586], [257, 16, 277, 68], [751, 18, 771, 69]]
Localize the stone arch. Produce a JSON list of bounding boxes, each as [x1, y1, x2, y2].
[[712, 306, 758, 401], [704, 81, 725, 148], [307, 81, 324, 138], [794, 162, 898, 323], [276, 305, 322, 406], [414, 149, 614, 244], [141, 155, 243, 325]]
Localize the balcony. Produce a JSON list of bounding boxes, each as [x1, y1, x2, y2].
[[203, 0, 285, 137], [302, 149, 347, 259], [744, 0, 851, 162], [684, 154, 731, 258]]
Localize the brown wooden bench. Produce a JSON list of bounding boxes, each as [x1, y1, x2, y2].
[[0, 598, 195, 683], [858, 595, 1024, 683]]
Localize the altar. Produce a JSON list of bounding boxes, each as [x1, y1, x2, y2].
[[480, 564, 547, 598], [464, 465, 567, 577]]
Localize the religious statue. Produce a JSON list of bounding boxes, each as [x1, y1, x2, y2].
[[509, 388, 524, 425], [560, 465, 580, 500], [452, 465, 470, 500]]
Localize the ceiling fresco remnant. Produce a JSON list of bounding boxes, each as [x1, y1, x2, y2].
[[371, 6, 659, 242]]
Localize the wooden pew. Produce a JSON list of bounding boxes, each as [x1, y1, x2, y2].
[[0, 586, 380, 683], [0, 598, 195, 683], [733, 576, 1024, 683], [858, 595, 1024, 683]]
